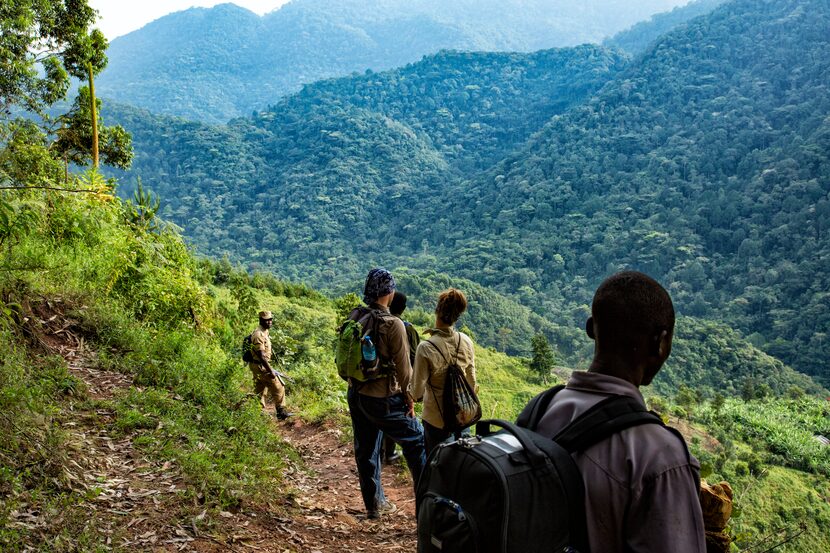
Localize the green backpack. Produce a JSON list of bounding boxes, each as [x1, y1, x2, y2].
[[335, 307, 391, 382]]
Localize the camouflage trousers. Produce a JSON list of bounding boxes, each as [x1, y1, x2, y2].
[[249, 365, 285, 410]]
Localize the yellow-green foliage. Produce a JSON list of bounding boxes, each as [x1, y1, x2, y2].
[[730, 466, 830, 553], [474, 345, 552, 421], [3, 177, 830, 552], [0, 182, 297, 547]]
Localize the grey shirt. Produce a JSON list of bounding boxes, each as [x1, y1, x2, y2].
[[536, 371, 706, 553]]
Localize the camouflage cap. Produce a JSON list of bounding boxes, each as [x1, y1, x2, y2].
[[259, 310, 273, 320]]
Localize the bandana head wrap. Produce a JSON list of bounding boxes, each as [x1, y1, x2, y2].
[[363, 268, 396, 305]]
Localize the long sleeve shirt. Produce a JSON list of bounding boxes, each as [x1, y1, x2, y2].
[[535, 371, 706, 553], [248, 325, 273, 377], [355, 303, 414, 399], [412, 327, 476, 429]]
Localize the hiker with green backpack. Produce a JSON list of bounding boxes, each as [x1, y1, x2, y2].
[[335, 268, 426, 519], [411, 288, 479, 457]]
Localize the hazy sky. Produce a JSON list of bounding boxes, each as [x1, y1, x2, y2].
[[88, 1, 291, 39]]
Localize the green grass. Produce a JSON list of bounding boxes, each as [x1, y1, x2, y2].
[[729, 466, 830, 552], [2, 182, 830, 551]]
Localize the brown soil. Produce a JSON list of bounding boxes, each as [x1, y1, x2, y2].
[[20, 297, 417, 552], [671, 416, 722, 453], [213, 418, 418, 552]]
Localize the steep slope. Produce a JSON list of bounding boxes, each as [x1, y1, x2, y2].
[[437, 0, 830, 383], [96, 0, 686, 122]]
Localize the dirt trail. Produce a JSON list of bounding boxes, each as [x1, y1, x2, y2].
[[29, 298, 417, 552], [249, 418, 419, 552]]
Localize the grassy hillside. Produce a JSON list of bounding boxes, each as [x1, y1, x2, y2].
[[1, 166, 828, 549]]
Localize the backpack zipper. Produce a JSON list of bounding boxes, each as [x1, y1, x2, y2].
[[458, 441, 511, 552]]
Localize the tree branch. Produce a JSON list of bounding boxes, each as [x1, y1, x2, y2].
[[0, 264, 63, 273], [0, 185, 107, 194]]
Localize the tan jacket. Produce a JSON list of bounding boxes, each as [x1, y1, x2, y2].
[[535, 371, 706, 553], [248, 325, 272, 379], [412, 328, 476, 429], [354, 304, 414, 399]]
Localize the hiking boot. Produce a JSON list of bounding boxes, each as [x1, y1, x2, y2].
[[367, 500, 398, 519], [383, 452, 402, 464], [276, 408, 294, 421]]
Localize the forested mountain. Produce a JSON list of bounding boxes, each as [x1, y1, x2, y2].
[[439, 0, 830, 384], [604, 0, 727, 54], [107, 45, 624, 283], [109, 0, 830, 386], [96, 0, 687, 122]]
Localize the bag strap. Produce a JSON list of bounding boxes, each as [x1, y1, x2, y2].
[[553, 394, 664, 453], [517, 385, 665, 453], [516, 385, 565, 429], [427, 333, 461, 364]]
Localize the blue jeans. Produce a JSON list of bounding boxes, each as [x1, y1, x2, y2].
[[347, 387, 426, 512]]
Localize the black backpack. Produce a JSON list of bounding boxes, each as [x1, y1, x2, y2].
[[415, 385, 665, 553], [241, 333, 254, 363]]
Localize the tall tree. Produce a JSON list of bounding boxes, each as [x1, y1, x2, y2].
[[530, 333, 555, 383], [61, 27, 108, 168], [52, 86, 133, 172], [0, 0, 99, 116], [1, 2, 130, 176]]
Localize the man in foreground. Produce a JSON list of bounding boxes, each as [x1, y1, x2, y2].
[[535, 271, 706, 552]]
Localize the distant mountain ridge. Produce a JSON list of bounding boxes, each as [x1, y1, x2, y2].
[[605, 0, 727, 54], [97, 0, 688, 123], [107, 0, 830, 386]]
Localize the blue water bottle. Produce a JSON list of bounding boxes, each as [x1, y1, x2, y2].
[[361, 334, 377, 363]]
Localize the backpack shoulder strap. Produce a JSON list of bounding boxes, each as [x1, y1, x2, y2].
[[554, 394, 664, 453], [339, 307, 367, 332], [425, 334, 462, 364], [452, 333, 461, 364], [424, 338, 449, 364], [516, 385, 565, 429]]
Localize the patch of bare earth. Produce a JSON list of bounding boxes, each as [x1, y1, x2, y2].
[[21, 298, 417, 552], [248, 418, 418, 552], [671, 416, 721, 452]]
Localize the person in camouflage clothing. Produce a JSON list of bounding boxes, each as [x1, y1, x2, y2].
[[249, 310, 293, 420]]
